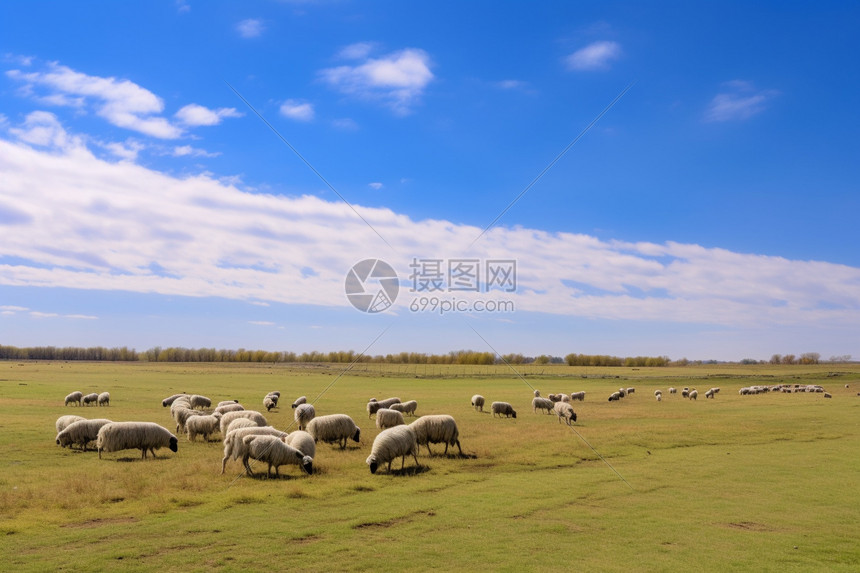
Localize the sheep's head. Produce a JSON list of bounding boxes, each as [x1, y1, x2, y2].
[[300, 455, 313, 475], [169, 436, 178, 452], [571, 412, 578, 423], [366, 455, 378, 474], [352, 428, 361, 442], [511, 411, 517, 419]]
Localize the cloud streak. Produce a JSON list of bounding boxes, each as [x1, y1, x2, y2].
[[565, 41, 621, 71], [705, 80, 778, 122]]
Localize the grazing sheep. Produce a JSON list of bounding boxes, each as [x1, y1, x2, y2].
[[56, 418, 113, 451], [214, 403, 245, 415], [185, 413, 222, 442], [711, 388, 721, 394], [225, 417, 259, 433], [824, 393, 832, 399], [689, 390, 698, 400], [626, 387, 636, 394], [294, 403, 316, 431], [96, 422, 178, 459], [705, 389, 715, 399], [553, 401, 577, 426], [162, 393, 187, 407], [471, 395, 485, 412], [306, 414, 361, 449], [366, 425, 419, 474], [548, 394, 561, 402], [654, 390, 663, 397], [242, 435, 313, 477], [491, 402, 517, 419], [263, 396, 277, 412], [656, 394, 662, 402], [97, 392, 110, 407], [189, 394, 212, 410], [375, 408, 405, 430], [560, 394, 572, 403], [533, 389, 541, 397], [265, 392, 280, 407], [681, 389, 690, 398], [217, 400, 240, 408], [219, 410, 268, 434], [409, 415, 462, 456], [284, 430, 316, 459], [55, 414, 86, 433], [221, 426, 287, 474], [570, 391, 586, 401], [367, 397, 402, 418], [390, 400, 418, 417], [608, 392, 621, 402], [668, 387, 677, 394], [618, 388, 627, 398], [82, 392, 99, 406], [532, 397, 554, 414], [64, 391, 83, 407], [291, 396, 307, 409], [173, 406, 204, 435]]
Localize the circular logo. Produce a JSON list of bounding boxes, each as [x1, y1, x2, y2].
[[345, 259, 399, 313]]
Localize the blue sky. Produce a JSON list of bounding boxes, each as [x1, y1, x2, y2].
[[1, 1, 858, 361]]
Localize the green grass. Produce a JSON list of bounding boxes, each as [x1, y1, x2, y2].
[[0, 361, 858, 571]]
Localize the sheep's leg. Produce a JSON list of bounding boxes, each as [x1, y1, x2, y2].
[[444, 443, 449, 455], [455, 440, 462, 455], [426, 444, 432, 456], [221, 456, 228, 474]]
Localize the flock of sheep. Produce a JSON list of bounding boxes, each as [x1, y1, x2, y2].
[[63, 390, 110, 407]]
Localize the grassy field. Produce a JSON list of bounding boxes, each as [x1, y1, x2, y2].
[[1, 361, 858, 572]]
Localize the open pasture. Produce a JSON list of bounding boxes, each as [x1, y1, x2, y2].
[[1, 361, 858, 571]]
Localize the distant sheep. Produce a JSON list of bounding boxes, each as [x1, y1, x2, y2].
[[626, 387, 635, 394], [242, 434, 313, 477], [491, 402, 517, 419], [824, 393, 832, 399], [367, 397, 401, 418], [548, 394, 561, 402], [608, 392, 621, 402], [294, 403, 316, 431], [56, 418, 113, 451], [55, 414, 86, 433], [284, 430, 316, 458], [533, 389, 541, 397], [471, 395, 485, 412], [263, 396, 277, 412], [214, 403, 245, 415], [689, 390, 698, 400], [656, 394, 662, 402], [705, 389, 715, 399], [189, 394, 212, 410], [618, 388, 627, 398], [185, 413, 222, 442], [221, 426, 287, 474], [532, 397, 554, 414], [173, 406, 204, 435], [390, 400, 418, 417], [162, 393, 187, 407], [219, 410, 268, 434], [681, 389, 690, 398], [409, 415, 462, 456], [291, 396, 307, 409], [668, 387, 677, 394], [366, 425, 419, 474], [97, 392, 110, 406], [96, 422, 178, 459], [375, 408, 405, 430], [82, 392, 99, 406], [559, 394, 571, 403], [64, 391, 83, 407], [553, 401, 577, 426], [265, 392, 280, 407], [570, 391, 586, 401], [216, 400, 240, 408], [654, 390, 663, 397], [306, 414, 361, 449]]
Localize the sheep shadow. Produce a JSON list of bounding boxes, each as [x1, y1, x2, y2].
[[388, 464, 431, 477], [422, 451, 478, 460]]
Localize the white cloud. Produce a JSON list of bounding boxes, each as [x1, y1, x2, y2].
[[7, 62, 183, 139], [368, 182, 383, 190], [320, 48, 433, 114], [279, 100, 315, 121], [248, 320, 276, 326], [705, 81, 778, 122], [30, 311, 59, 318], [1, 305, 29, 312], [332, 118, 358, 130], [337, 42, 376, 60], [172, 145, 220, 158], [102, 139, 145, 161], [65, 314, 98, 320], [8, 111, 75, 148], [1, 132, 859, 334], [175, 104, 242, 126], [565, 41, 622, 71], [237, 19, 264, 38]]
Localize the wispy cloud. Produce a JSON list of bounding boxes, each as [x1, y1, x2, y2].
[[248, 320, 276, 326], [8, 111, 75, 148], [237, 19, 265, 38], [565, 41, 622, 71], [320, 47, 433, 114], [2, 126, 859, 332], [171, 145, 220, 158], [175, 104, 242, 126], [368, 182, 383, 190], [337, 42, 376, 60], [705, 80, 778, 122], [279, 99, 315, 121]]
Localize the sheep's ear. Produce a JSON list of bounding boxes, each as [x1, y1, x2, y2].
[[295, 451, 303, 459], [370, 462, 378, 474]]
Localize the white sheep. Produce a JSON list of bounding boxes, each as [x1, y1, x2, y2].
[[570, 391, 586, 401], [284, 430, 316, 459], [291, 396, 307, 409], [221, 426, 287, 474], [173, 405, 204, 435], [264, 392, 280, 407], [608, 392, 621, 401], [668, 387, 677, 394], [97, 392, 110, 406], [656, 394, 662, 402], [559, 394, 571, 403], [491, 402, 517, 419], [689, 389, 698, 400], [96, 422, 178, 459], [55, 414, 86, 433], [389, 400, 418, 416], [375, 408, 406, 430], [367, 397, 401, 417], [82, 392, 99, 406], [471, 395, 485, 412], [242, 434, 313, 477], [532, 397, 554, 414], [655, 390, 663, 402], [217, 400, 240, 408], [366, 425, 419, 474], [409, 415, 462, 456], [219, 410, 268, 434], [214, 403, 245, 415], [553, 401, 577, 426], [56, 418, 113, 451], [225, 417, 259, 433], [305, 414, 361, 449], [162, 393, 187, 407], [185, 413, 222, 442], [263, 396, 277, 412], [189, 394, 211, 410], [64, 391, 83, 407], [705, 389, 715, 399], [294, 403, 316, 431]]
